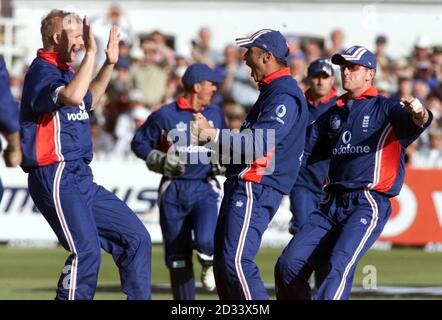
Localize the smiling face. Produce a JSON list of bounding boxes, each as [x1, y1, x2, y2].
[[58, 20, 84, 63], [196, 80, 218, 108], [58, 27, 84, 63], [41, 11, 83, 62]]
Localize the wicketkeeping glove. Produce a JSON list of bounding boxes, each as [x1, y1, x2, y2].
[[145, 149, 185, 178]]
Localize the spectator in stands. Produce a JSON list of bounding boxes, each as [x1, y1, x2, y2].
[[412, 126, 442, 168], [288, 51, 307, 84], [92, 3, 135, 70], [413, 79, 431, 104], [431, 46, 442, 81], [219, 44, 259, 110], [325, 28, 345, 57], [191, 26, 223, 67], [149, 30, 176, 67], [427, 94, 442, 124], [128, 38, 169, 109], [414, 61, 438, 91], [413, 35, 432, 64], [392, 74, 413, 100], [90, 113, 114, 156], [374, 35, 394, 83], [113, 90, 150, 156], [305, 38, 323, 63], [103, 56, 130, 134]]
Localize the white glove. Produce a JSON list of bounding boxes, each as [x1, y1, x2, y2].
[[146, 149, 185, 177]]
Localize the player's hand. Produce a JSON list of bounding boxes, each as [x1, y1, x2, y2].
[[163, 150, 185, 178], [105, 25, 120, 65], [145, 149, 185, 178], [191, 113, 217, 146], [401, 97, 429, 125], [82, 16, 97, 55], [3, 146, 22, 167]]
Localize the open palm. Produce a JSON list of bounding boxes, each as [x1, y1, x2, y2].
[[105, 25, 120, 64]]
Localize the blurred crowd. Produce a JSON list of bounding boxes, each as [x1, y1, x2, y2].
[[6, 4, 442, 168]]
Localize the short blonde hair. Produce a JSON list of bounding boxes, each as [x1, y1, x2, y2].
[[40, 9, 81, 47]]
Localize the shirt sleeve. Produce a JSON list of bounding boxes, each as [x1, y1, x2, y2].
[[218, 94, 300, 160], [387, 98, 433, 148], [131, 111, 164, 159], [31, 67, 93, 114], [0, 57, 19, 133], [303, 111, 333, 165]]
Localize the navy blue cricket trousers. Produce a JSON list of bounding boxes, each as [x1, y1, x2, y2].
[[28, 160, 151, 300], [275, 189, 391, 300], [289, 186, 322, 234], [158, 178, 222, 268], [214, 178, 283, 300]]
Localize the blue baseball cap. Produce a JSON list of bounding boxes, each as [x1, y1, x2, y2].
[[235, 29, 289, 62], [331, 46, 377, 70], [182, 63, 224, 88], [308, 58, 334, 78]]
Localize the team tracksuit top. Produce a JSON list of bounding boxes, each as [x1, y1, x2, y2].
[[292, 87, 337, 195], [131, 97, 227, 179], [219, 68, 308, 194], [306, 87, 433, 197], [0, 56, 19, 136], [20, 50, 93, 172]]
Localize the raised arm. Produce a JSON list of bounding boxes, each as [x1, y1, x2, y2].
[[57, 17, 96, 106], [89, 24, 119, 109]]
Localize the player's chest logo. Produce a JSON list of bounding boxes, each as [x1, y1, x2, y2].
[[66, 101, 89, 121], [176, 121, 187, 132], [330, 114, 341, 130], [362, 115, 370, 132]]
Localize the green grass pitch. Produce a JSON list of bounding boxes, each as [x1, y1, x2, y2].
[[1, 245, 442, 299]]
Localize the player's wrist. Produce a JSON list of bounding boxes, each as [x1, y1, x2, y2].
[[412, 108, 429, 125]]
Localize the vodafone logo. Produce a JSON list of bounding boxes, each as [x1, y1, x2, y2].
[[342, 131, 352, 144], [67, 101, 89, 121]]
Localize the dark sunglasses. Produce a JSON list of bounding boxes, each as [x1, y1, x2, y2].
[[340, 64, 365, 72]]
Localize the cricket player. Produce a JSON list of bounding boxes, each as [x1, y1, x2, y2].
[[288, 58, 337, 238], [275, 46, 433, 300], [0, 55, 22, 201], [19, 10, 151, 300], [193, 29, 308, 300], [131, 63, 226, 300]]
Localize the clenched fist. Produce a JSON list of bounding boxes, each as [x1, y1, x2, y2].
[[191, 113, 217, 146], [401, 97, 429, 126]]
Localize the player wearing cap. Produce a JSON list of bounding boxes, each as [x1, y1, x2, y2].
[[288, 58, 337, 238], [192, 29, 308, 300], [275, 46, 433, 300], [131, 63, 227, 300]]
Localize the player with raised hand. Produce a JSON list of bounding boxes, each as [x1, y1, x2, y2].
[[275, 46, 432, 300], [19, 9, 151, 300]]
